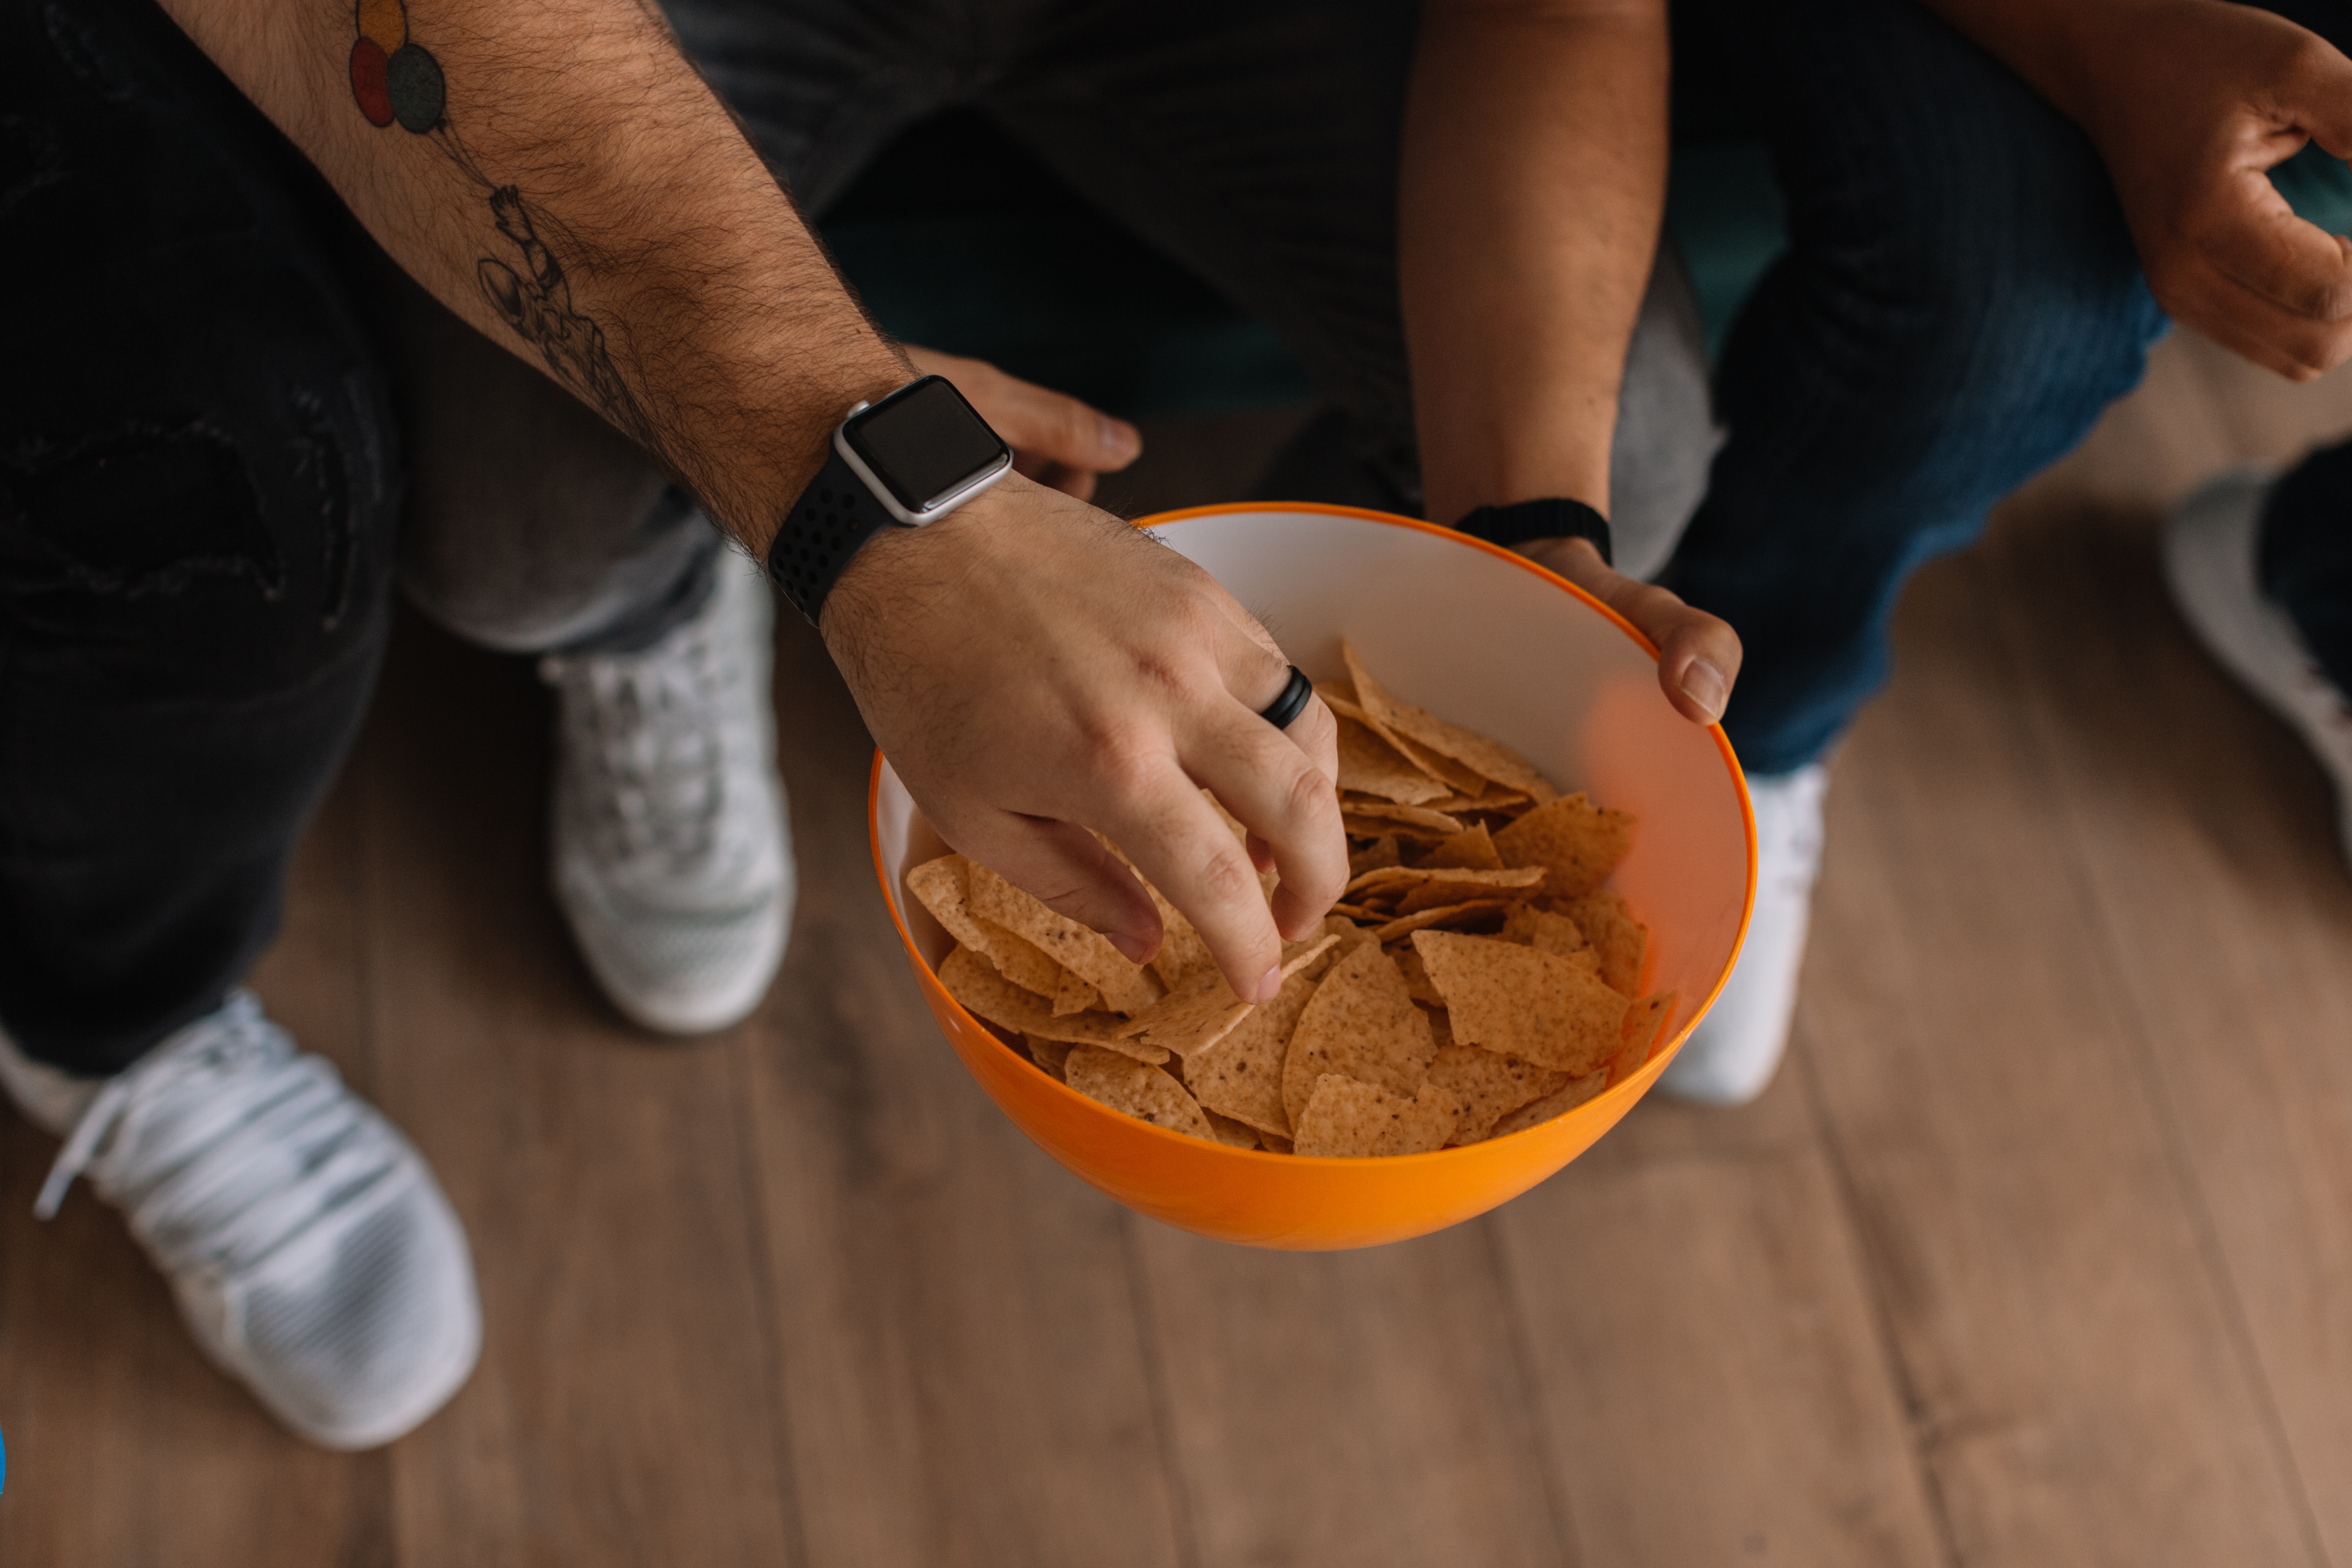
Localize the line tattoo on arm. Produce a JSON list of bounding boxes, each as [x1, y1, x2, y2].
[[347, 0, 662, 454]]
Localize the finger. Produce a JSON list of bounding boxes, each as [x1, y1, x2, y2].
[[1254, 696, 1343, 886], [1520, 537, 1744, 724], [1100, 767, 1289, 1002], [2158, 258, 2352, 377], [944, 811, 1164, 963], [1180, 703, 1350, 942], [986, 372, 1143, 476], [2188, 167, 2352, 322]]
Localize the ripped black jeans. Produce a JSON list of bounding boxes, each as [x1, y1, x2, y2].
[[0, 0, 718, 1074]]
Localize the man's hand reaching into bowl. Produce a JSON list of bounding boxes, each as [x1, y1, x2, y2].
[[822, 471, 1347, 1005]]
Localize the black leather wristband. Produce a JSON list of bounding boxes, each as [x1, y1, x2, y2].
[[1452, 497, 1613, 568], [768, 443, 895, 628]]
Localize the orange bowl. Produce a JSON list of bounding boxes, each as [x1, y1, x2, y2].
[[869, 504, 1756, 1249]]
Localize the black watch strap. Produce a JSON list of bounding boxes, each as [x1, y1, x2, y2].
[[768, 443, 895, 627], [1452, 497, 1613, 568]]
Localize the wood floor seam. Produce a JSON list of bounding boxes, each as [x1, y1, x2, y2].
[[1479, 1215, 1587, 1568], [1792, 1033, 1968, 1568], [726, 1035, 818, 1568], [1116, 1213, 1205, 1568]]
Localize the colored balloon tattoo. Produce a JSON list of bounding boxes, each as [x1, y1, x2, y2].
[[348, 0, 659, 453]]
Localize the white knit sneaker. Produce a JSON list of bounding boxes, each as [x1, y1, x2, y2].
[[541, 549, 793, 1033], [0, 993, 479, 1449], [2163, 469, 2352, 873], [1660, 764, 1829, 1106]]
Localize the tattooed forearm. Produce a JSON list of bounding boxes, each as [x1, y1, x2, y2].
[[347, 0, 662, 456]]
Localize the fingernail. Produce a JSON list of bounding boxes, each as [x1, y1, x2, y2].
[[1109, 932, 1154, 964], [1253, 965, 1283, 1004], [1099, 414, 1141, 462], [1680, 658, 1727, 720]]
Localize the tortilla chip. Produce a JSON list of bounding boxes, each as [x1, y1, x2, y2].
[[1349, 836, 1405, 876], [1188, 964, 1319, 1136], [1388, 866, 1547, 917], [1023, 1033, 1072, 1080], [1425, 789, 1529, 815], [1501, 905, 1591, 953], [1422, 1005, 1453, 1051], [1051, 964, 1102, 1016], [1487, 1070, 1611, 1138], [1394, 946, 1446, 1008], [1321, 688, 1488, 795], [1281, 942, 1439, 1127], [1203, 1109, 1263, 1149], [1293, 1076, 1461, 1157], [1341, 638, 1557, 802], [1115, 933, 1338, 1059], [1134, 881, 1216, 992], [1493, 793, 1634, 901], [1336, 718, 1452, 806], [1367, 900, 1512, 943], [1410, 930, 1626, 1075], [1342, 813, 1452, 842], [1259, 1131, 1296, 1155], [1321, 915, 1381, 965], [1428, 1044, 1573, 1145], [1559, 888, 1649, 995], [1065, 1047, 1217, 1140], [1340, 800, 1465, 836], [938, 946, 1169, 1062], [1613, 991, 1678, 1078], [1417, 824, 1504, 872], [967, 861, 1165, 1013], [906, 855, 988, 947]]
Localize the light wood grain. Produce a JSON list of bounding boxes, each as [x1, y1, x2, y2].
[[1135, 1219, 1570, 1568], [734, 615, 1188, 1568], [1497, 1076, 1949, 1567], [349, 620, 801, 1568], [1798, 549, 2325, 1567]]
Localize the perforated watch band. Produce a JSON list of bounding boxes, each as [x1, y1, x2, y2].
[[768, 443, 893, 627]]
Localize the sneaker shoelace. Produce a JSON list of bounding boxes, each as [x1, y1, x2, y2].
[[33, 994, 405, 1285], [542, 614, 760, 878]]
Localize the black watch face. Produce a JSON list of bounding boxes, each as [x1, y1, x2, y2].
[[843, 376, 1011, 512]]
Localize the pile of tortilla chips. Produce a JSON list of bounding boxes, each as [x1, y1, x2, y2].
[[908, 638, 1677, 1158]]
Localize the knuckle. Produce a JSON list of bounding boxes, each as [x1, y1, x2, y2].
[[1195, 847, 1262, 910], [1281, 758, 1341, 824], [1076, 718, 1165, 798]]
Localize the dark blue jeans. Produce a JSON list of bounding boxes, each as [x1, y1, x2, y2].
[[1667, 0, 2352, 775]]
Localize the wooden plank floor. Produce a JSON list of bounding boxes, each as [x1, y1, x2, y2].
[[4, 330, 2352, 1566]]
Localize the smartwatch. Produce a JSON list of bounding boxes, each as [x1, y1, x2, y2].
[[767, 374, 1016, 625]]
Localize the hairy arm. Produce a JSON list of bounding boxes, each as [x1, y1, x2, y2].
[[162, 0, 1349, 1000], [1401, 0, 1740, 723], [1401, 0, 1667, 526], [161, 0, 906, 543], [1922, 0, 2352, 378]]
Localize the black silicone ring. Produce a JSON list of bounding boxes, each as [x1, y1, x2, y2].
[[1258, 666, 1313, 729]]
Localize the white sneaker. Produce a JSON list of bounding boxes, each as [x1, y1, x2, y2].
[[2163, 469, 2352, 872], [0, 993, 479, 1449], [541, 549, 794, 1034], [1659, 764, 1829, 1106]]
